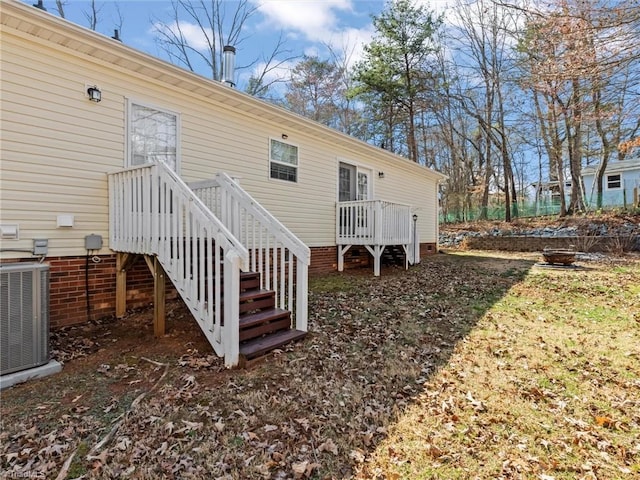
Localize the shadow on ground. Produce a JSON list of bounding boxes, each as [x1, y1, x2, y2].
[[1, 251, 536, 479]]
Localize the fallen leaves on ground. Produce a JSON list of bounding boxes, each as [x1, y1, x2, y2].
[[1, 252, 638, 479]]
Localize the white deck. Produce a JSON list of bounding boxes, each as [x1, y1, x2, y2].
[[336, 200, 417, 276]]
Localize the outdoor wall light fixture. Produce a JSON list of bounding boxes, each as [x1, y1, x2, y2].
[[281, 134, 288, 140], [378, 171, 385, 178], [87, 86, 102, 102], [413, 214, 418, 222]]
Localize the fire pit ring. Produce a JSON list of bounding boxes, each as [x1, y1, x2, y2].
[[542, 247, 577, 266]]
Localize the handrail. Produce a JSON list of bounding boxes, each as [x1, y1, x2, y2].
[[156, 163, 249, 266], [190, 173, 309, 331], [216, 173, 311, 263], [108, 162, 248, 366], [338, 199, 413, 209], [336, 199, 412, 245]]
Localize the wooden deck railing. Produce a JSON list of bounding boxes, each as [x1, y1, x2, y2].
[[108, 162, 248, 366], [336, 200, 412, 245], [190, 173, 310, 332]]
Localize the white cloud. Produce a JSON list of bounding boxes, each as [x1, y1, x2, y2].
[[152, 20, 213, 52], [240, 58, 298, 96], [250, 0, 376, 66], [253, 0, 354, 43]]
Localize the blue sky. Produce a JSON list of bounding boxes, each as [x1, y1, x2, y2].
[[23, 0, 386, 87], [23, 0, 456, 89]]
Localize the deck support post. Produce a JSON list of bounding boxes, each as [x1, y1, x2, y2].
[[144, 255, 166, 337], [295, 258, 308, 332], [337, 245, 352, 272], [364, 245, 384, 277], [402, 244, 409, 269], [223, 252, 241, 367], [115, 252, 136, 318]]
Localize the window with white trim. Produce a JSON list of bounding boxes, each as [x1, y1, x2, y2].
[[606, 174, 621, 189], [270, 139, 298, 182], [128, 102, 179, 171]]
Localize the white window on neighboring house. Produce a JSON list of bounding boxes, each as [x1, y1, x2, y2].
[[128, 101, 179, 171], [606, 174, 621, 189], [270, 139, 298, 182]]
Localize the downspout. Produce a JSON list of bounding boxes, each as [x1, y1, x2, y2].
[[436, 179, 444, 252]]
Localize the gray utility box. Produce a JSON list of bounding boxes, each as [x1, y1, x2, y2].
[[0, 263, 50, 375]]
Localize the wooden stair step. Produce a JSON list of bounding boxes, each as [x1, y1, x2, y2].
[[239, 313, 291, 342], [239, 329, 307, 361], [240, 307, 290, 329], [240, 288, 274, 302], [240, 272, 261, 291], [240, 271, 260, 279], [239, 288, 276, 313]]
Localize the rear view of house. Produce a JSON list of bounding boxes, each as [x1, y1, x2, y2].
[[0, 1, 444, 367]]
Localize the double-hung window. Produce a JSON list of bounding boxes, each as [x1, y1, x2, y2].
[[270, 139, 298, 182], [128, 101, 179, 171]]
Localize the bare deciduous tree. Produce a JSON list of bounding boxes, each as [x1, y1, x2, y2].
[[152, 0, 292, 93], [54, 0, 67, 18], [83, 0, 103, 31]]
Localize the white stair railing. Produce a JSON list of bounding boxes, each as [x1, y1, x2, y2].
[[190, 173, 310, 331], [108, 163, 249, 366]]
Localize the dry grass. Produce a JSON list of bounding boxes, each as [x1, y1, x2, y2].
[[607, 236, 638, 254], [358, 258, 640, 480], [1, 252, 638, 479]]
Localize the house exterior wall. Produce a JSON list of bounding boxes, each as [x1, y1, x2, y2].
[[1, 3, 443, 263], [582, 164, 640, 208], [1, 3, 444, 326]]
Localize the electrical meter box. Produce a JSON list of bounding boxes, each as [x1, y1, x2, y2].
[[33, 239, 48, 255], [84, 234, 103, 250]]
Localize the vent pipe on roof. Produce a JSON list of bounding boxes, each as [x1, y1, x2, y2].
[[112, 29, 122, 42], [222, 45, 236, 88], [33, 0, 47, 10]]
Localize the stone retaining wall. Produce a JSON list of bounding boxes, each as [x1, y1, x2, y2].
[[463, 235, 638, 252]]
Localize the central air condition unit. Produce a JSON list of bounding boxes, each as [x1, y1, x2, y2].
[[0, 263, 50, 376]]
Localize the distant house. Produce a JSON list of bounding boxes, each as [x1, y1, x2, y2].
[[531, 156, 640, 214], [0, 1, 445, 366], [582, 157, 640, 208]]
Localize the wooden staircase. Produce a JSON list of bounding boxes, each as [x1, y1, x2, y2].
[[110, 163, 309, 367], [381, 245, 407, 267], [237, 272, 307, 366]]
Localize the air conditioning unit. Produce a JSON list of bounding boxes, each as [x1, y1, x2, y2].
[[0, 263, 50, 376]]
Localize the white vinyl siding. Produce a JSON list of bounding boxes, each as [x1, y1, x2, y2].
[[269, 139, 298, 182]]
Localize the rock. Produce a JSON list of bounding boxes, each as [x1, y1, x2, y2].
[[439, 215, 640, 251]]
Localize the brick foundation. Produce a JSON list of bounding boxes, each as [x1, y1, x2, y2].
[[309, 242, 438, 274], [308, 246, 338, 275], [1, 255, 178, 329], [2, 242, 438, 328], [420, 243, 437, 256]]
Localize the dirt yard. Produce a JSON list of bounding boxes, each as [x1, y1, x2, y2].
[[1, 250, 638, 479]]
